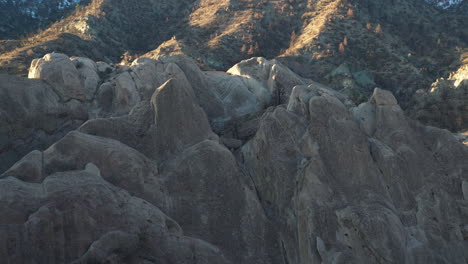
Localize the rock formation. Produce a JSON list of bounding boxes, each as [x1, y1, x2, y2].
[[410, 64, 468, 132], [0, 53, 467, 263]]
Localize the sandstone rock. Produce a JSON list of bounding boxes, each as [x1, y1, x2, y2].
[[158, 55, 226, 121], [0, 167, 230, 264], [151, 77, 218, 160], [95, 71, 141, 116], [241, 84, 468, 263], [28, 53, 85, 101], [96, 61, 113, 75], [2, 56, 468, 264], [204, 72, 262, 122], [268, 62, 309, 104], [71, 56, 100, 101], [1, 131, 161, 200], [159, 140, 282, 264], [130, 57, 187, 99], [220, 137, 243, 149], [95, 82, 114, 112], [113, 72, 141, 114], [4, 92, 280, 264], [351, 102, 376, 136], [0, 74, 88, 174], [370, 87, 398, 105], [287, 82, 354, 118], [78, 101, 156, 158], [1, 150, 43, 182], [228, 57, 310, 105]]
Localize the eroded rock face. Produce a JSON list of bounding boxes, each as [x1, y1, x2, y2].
[[151, 78, 219, 161], [0, 74, 88, 174], [1, 53, 467, 264], [0, 166, 231, 264], [242, 86, 468, 264], [1, 72, 282, 263]]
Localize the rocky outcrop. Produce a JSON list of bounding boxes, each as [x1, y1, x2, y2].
[[227, 57, 309, 105], [1, 69, 283, 263], [241, 86, 468, 263], [0, 165, 231, 264], [0, 74, 88, 174], [1, 53, 467, 264]]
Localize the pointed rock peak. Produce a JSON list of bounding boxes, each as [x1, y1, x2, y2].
[[370, 88, 398, 106], [151, 77, 218, 161], [153, 77, 196, 108]]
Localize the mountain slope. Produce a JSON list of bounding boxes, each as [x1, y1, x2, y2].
[[0, 0, 87, 39]]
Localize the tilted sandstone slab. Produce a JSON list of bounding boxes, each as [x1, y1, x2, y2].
[[241, 86, 468, 263]]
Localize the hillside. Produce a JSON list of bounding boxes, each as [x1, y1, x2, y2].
[[0, 0, 88, 39]]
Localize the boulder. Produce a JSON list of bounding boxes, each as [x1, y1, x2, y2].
[[113, 72, 141, 114], [130, 58, 187, 99], [228, 57, 310, 105], [0, 74, 88, 174], [96, 71, 141, 116], [71, 56, 100, 101], [96, 61, 114, 75], [370, 87, 398, 105], [220, 137, 243, 149], [204, 72, 261, 122], [28, 53, 85, 101]]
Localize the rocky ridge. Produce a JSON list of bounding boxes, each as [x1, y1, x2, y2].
[[0, 53, 467, 263]]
